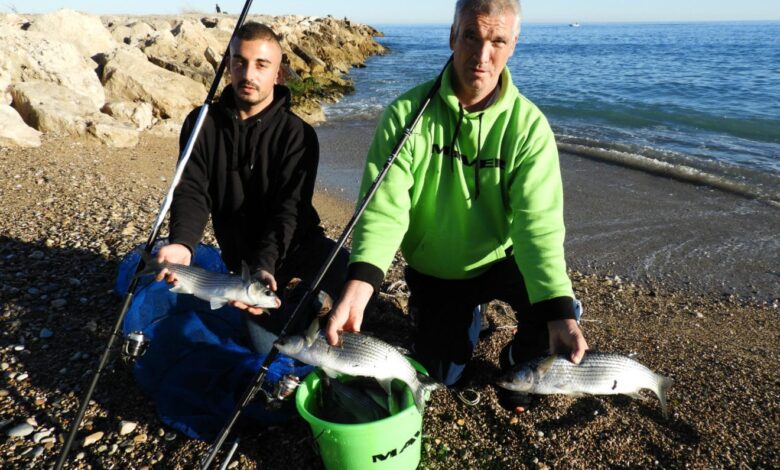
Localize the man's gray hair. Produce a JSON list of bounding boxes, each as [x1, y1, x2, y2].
[[453, 0, 522, 36]]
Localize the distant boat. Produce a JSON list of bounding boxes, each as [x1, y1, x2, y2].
[[569, 22, 581, 27]]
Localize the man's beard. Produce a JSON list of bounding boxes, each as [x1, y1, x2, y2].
[[233, 80, 264, 106]]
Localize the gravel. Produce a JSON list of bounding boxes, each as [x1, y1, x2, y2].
[[0, 135, 777, 469]]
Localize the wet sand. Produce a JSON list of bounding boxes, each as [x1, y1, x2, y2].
[[315, 120, 780, 302]]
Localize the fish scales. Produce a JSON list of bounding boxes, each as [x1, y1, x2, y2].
[[275, 330, 442, 413], [136, 250, 279, 309], [497, 352, 673, 417]]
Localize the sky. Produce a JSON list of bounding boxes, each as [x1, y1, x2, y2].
[[10, 0, 780, 24]]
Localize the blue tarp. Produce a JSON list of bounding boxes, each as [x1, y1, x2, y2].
[[115, 243, 313, 441]]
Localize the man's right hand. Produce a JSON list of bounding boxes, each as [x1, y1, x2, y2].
[[154, 243, 192, 284], [325, 280, 374, 346]]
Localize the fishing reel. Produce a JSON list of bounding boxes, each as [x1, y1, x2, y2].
[[260, 374, 301, 409], [121, 331, 149, 365]]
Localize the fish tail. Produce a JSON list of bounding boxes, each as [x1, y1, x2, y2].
[[134, 249, 160, 278], [413, 373, 444, 415], [656, 374, 674, 418]]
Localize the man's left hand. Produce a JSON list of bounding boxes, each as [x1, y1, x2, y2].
[[548, 319, 588, 364]]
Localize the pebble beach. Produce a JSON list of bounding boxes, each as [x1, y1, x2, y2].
[[0, 132, 777, 469]]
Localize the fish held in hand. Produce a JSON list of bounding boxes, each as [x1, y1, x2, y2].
[[496, 352, 673, 417], [275, 326, 442, 414], [137, 250, 280, 310]]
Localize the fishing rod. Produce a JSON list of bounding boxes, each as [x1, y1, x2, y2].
[[198, 54, 454, 470], [53, 1, 257, 468]]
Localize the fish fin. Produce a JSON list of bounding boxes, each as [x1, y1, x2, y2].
[[377, 378, 393, 396], [657, 374, 673, 418], [555, 382, 586, 396], [134, 250, 160, 278], [241, 261, 251, 283], [209, 298, 228, 310], [304, 317, 321, 347], [169, 284, 193, 294], [320, 367, 339, 379], [536, 356, 557, 375], [413, 373, 444, 415]]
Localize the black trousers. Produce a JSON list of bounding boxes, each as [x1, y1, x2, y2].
[[244, 231, 348, 353], [406, 256, 554, 386]]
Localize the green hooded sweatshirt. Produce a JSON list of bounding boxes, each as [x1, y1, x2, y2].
[[348, 65, 573, 317]]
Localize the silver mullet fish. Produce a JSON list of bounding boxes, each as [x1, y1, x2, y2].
[[138, 250, 280, 310], [275, 327, 441, 414], [496, 352, 673, 417]]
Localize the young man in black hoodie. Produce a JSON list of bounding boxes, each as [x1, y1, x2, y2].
[[155, 22, 346, 352]]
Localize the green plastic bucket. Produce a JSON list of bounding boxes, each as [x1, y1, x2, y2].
[[296, 359, 427, 470]]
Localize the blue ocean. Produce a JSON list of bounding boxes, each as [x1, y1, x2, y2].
[[324, 22, 780, 200]]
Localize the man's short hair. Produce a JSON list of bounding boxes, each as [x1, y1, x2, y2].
[[231, 21, 281, 50], [453, 0, 522, 37]]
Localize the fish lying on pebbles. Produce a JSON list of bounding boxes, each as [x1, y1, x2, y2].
[[496, 352, 673, 417]]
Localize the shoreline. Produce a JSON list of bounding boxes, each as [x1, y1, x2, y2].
[[314, 121, 780, 303]]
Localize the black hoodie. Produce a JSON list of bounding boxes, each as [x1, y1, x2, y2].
[[169, 85, 322, 276]]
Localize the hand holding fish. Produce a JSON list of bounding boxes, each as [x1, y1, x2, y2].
[[230, 269, 276, 315], [154, 243, 192, 285], [326, 279, 374, 346], [137, 250, 280, 311], [548, 319, 588, 364]]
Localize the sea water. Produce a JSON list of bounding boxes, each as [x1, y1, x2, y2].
[[323, 22, 780, 200]]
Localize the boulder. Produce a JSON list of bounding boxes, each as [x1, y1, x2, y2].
[[0, 13, 30, 29], [0, 68, 11, 105], [26, 9, 118, 58], [109, 21, 156, 47], [0, 26, 106, 109], [87, 121, 139, 148], [100, 49, 206, 121], [147, 119, 182, 138], [291, 44, 326, 74], [141, 19, 225, 87], [0, 105, 42, 147], [101, 101, 154, 130], [10, 80, 101, 135]]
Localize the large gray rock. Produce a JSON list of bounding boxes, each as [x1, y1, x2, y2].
[[26, 9, 118, 58], [100, 49, 205, 121], [141, 19, 224, 87], [10, 80, 101, 135], [0, 13, 30, 29], [0, 26, 106, 109], [87, 121, 139, 148], [101, 101, 154, 130], [0, 105, 42, 147], [109, 20, 156, 47], [0, 68, 10, 105]]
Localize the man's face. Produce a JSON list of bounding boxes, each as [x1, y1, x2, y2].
[[450, 10, 517, 103], [229, 38, 282, 114]]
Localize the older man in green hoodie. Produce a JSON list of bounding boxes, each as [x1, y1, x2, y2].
[[327, 0, 587, 409]]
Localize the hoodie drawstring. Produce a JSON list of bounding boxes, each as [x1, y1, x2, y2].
[[475, 113, 483, 200], [450, 104, 465, 172]]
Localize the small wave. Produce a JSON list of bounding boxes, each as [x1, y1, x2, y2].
[[557, 137, 780, 206]]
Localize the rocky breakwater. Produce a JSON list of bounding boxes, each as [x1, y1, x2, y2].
[[0, 9, 384, 149]]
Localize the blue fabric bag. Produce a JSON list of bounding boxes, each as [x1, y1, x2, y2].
[[115, 243, 313, 441]]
